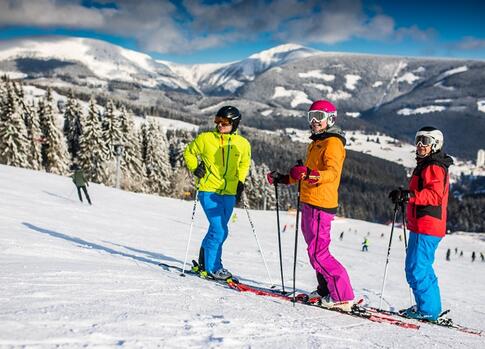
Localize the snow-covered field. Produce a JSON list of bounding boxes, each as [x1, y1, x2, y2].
[[1, 165, 484, 348]]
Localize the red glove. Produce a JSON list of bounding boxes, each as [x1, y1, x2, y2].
[[290, 166, 320, 183], [290, 165, 308, 180]]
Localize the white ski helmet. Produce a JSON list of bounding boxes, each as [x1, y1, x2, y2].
[[415, 126, 444, 153]]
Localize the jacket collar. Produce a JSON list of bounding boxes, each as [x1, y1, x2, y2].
[[309, 125, 346, 146]]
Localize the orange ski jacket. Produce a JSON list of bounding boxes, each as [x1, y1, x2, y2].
[[290, 128, 346, 211]]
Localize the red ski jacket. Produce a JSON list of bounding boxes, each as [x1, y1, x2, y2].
[[406, 151, 453, 237]]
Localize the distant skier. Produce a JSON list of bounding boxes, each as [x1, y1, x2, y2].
[[471, 251, 476, 262], [361, 238, 369, 252], [389, 126, 453, 321], [455, 247, 458, 254], [339, 231, 344, 241], [71, 164, 91, 205], [460, 250, 463, 257], [446, 248, 451, 261], [184, 106, 251, 280], [267, 100, 354, 312], [480, 252, 484, 262]]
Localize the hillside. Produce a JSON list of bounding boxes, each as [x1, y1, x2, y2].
[[1, 36, 484, 159], [1, 165, 484, 348]]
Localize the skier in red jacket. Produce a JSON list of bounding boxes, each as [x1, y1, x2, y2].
[[389, 126, 453, 321]]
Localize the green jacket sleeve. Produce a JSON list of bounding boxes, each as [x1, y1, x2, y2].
[[184, 134, 203, 172], [238, 138, 251, 183]]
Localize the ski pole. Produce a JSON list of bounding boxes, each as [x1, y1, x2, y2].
[[244, 198, 275, 287], [274, 182, 286, 293], [181, 189, 199, 277], [379, 201, 399, 310], [292, 160, 304, 305], [400, 201, 414, 306]]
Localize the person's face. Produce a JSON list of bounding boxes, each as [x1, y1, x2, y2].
[[416, 144, 432, 157], [310, 118, 328, 133], [214, 116, 233, 134], [415, 135, 434, 158]]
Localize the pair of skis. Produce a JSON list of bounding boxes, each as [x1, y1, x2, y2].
[[160, 261, 417, 329], [159, 261, 483, 336]]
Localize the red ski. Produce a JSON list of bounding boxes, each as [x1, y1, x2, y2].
[[227, 282, 419, 330]]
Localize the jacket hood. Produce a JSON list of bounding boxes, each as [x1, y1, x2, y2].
[[310, 125, 346, 146]]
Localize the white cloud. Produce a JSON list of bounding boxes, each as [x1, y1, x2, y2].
[[454, 36, 485, 50], [0, 0, 441, 55]]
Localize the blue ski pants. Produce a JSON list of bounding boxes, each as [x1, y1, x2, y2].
[[198, 191, 236, 273], [405, 231, 442, 319]]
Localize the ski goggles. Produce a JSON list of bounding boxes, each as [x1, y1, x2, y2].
[[415, 135, 435, 147], [307, 110, 334, 124], [214, 116, 232, 127]]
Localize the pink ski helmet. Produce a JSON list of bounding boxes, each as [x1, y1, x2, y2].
[[308, 100, 337, 127]]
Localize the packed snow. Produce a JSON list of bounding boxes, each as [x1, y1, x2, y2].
[[344, 75, 361, 90], [397, 105, 447, 116], [298, 70, 335, 81], [1, 165, 484, 348], [272, 86, 312, 108], [436, 66, 469, 82], [345, 112, 361, 118], [397, 72, 420, 84], [477, 100, 485, 113], [303, 83, 334, 93]]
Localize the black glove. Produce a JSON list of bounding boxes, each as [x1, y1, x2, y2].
[[388, 189, 402, 204], [267, 171, 290, 185], [389, 188, 413, 204], [400, 189, 413, 203], [193, 162, 206, 178], [236, 181, 245, 204]]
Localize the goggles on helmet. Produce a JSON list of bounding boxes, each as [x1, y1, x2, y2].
[[214, 116, 232, 127], [415, 135, 435, 147], [307, 110, 333, 124]]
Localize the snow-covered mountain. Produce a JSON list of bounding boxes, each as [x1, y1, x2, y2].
[[1, 164, 485, 347], [0, 36, 195, 91], [1, 36, 484, 159], [163, 43, 317, 95]]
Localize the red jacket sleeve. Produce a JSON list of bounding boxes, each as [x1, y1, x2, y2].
[[409, 165, 446, 206]]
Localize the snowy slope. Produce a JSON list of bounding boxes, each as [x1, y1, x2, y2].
[[1, 165, 484, 348]]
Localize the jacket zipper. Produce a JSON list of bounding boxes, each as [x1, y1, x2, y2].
[[222, 135, 232, 191]]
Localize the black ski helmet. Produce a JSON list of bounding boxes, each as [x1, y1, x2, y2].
[[216, 105, 241, 133]]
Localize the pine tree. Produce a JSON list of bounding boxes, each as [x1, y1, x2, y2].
[[167, 129, 193, 199], [37, 89, 70, 175], [102, 99, 123, 160], [13, 82, 42, 170], [63, 90, 83, 160], [142, 120, 172, 195], [117, 106, 145, 191], [23, 101, 43, 170], [0, 81, 31, 168], [244, 161, 275, 209], [78, 98, 109, 183]]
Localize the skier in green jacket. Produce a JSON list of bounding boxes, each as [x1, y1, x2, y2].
[[72, 165, 92, 205], [184, 106, 251, 280]]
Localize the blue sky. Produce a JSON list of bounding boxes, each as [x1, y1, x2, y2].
[[0, 0, 484, 64]]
